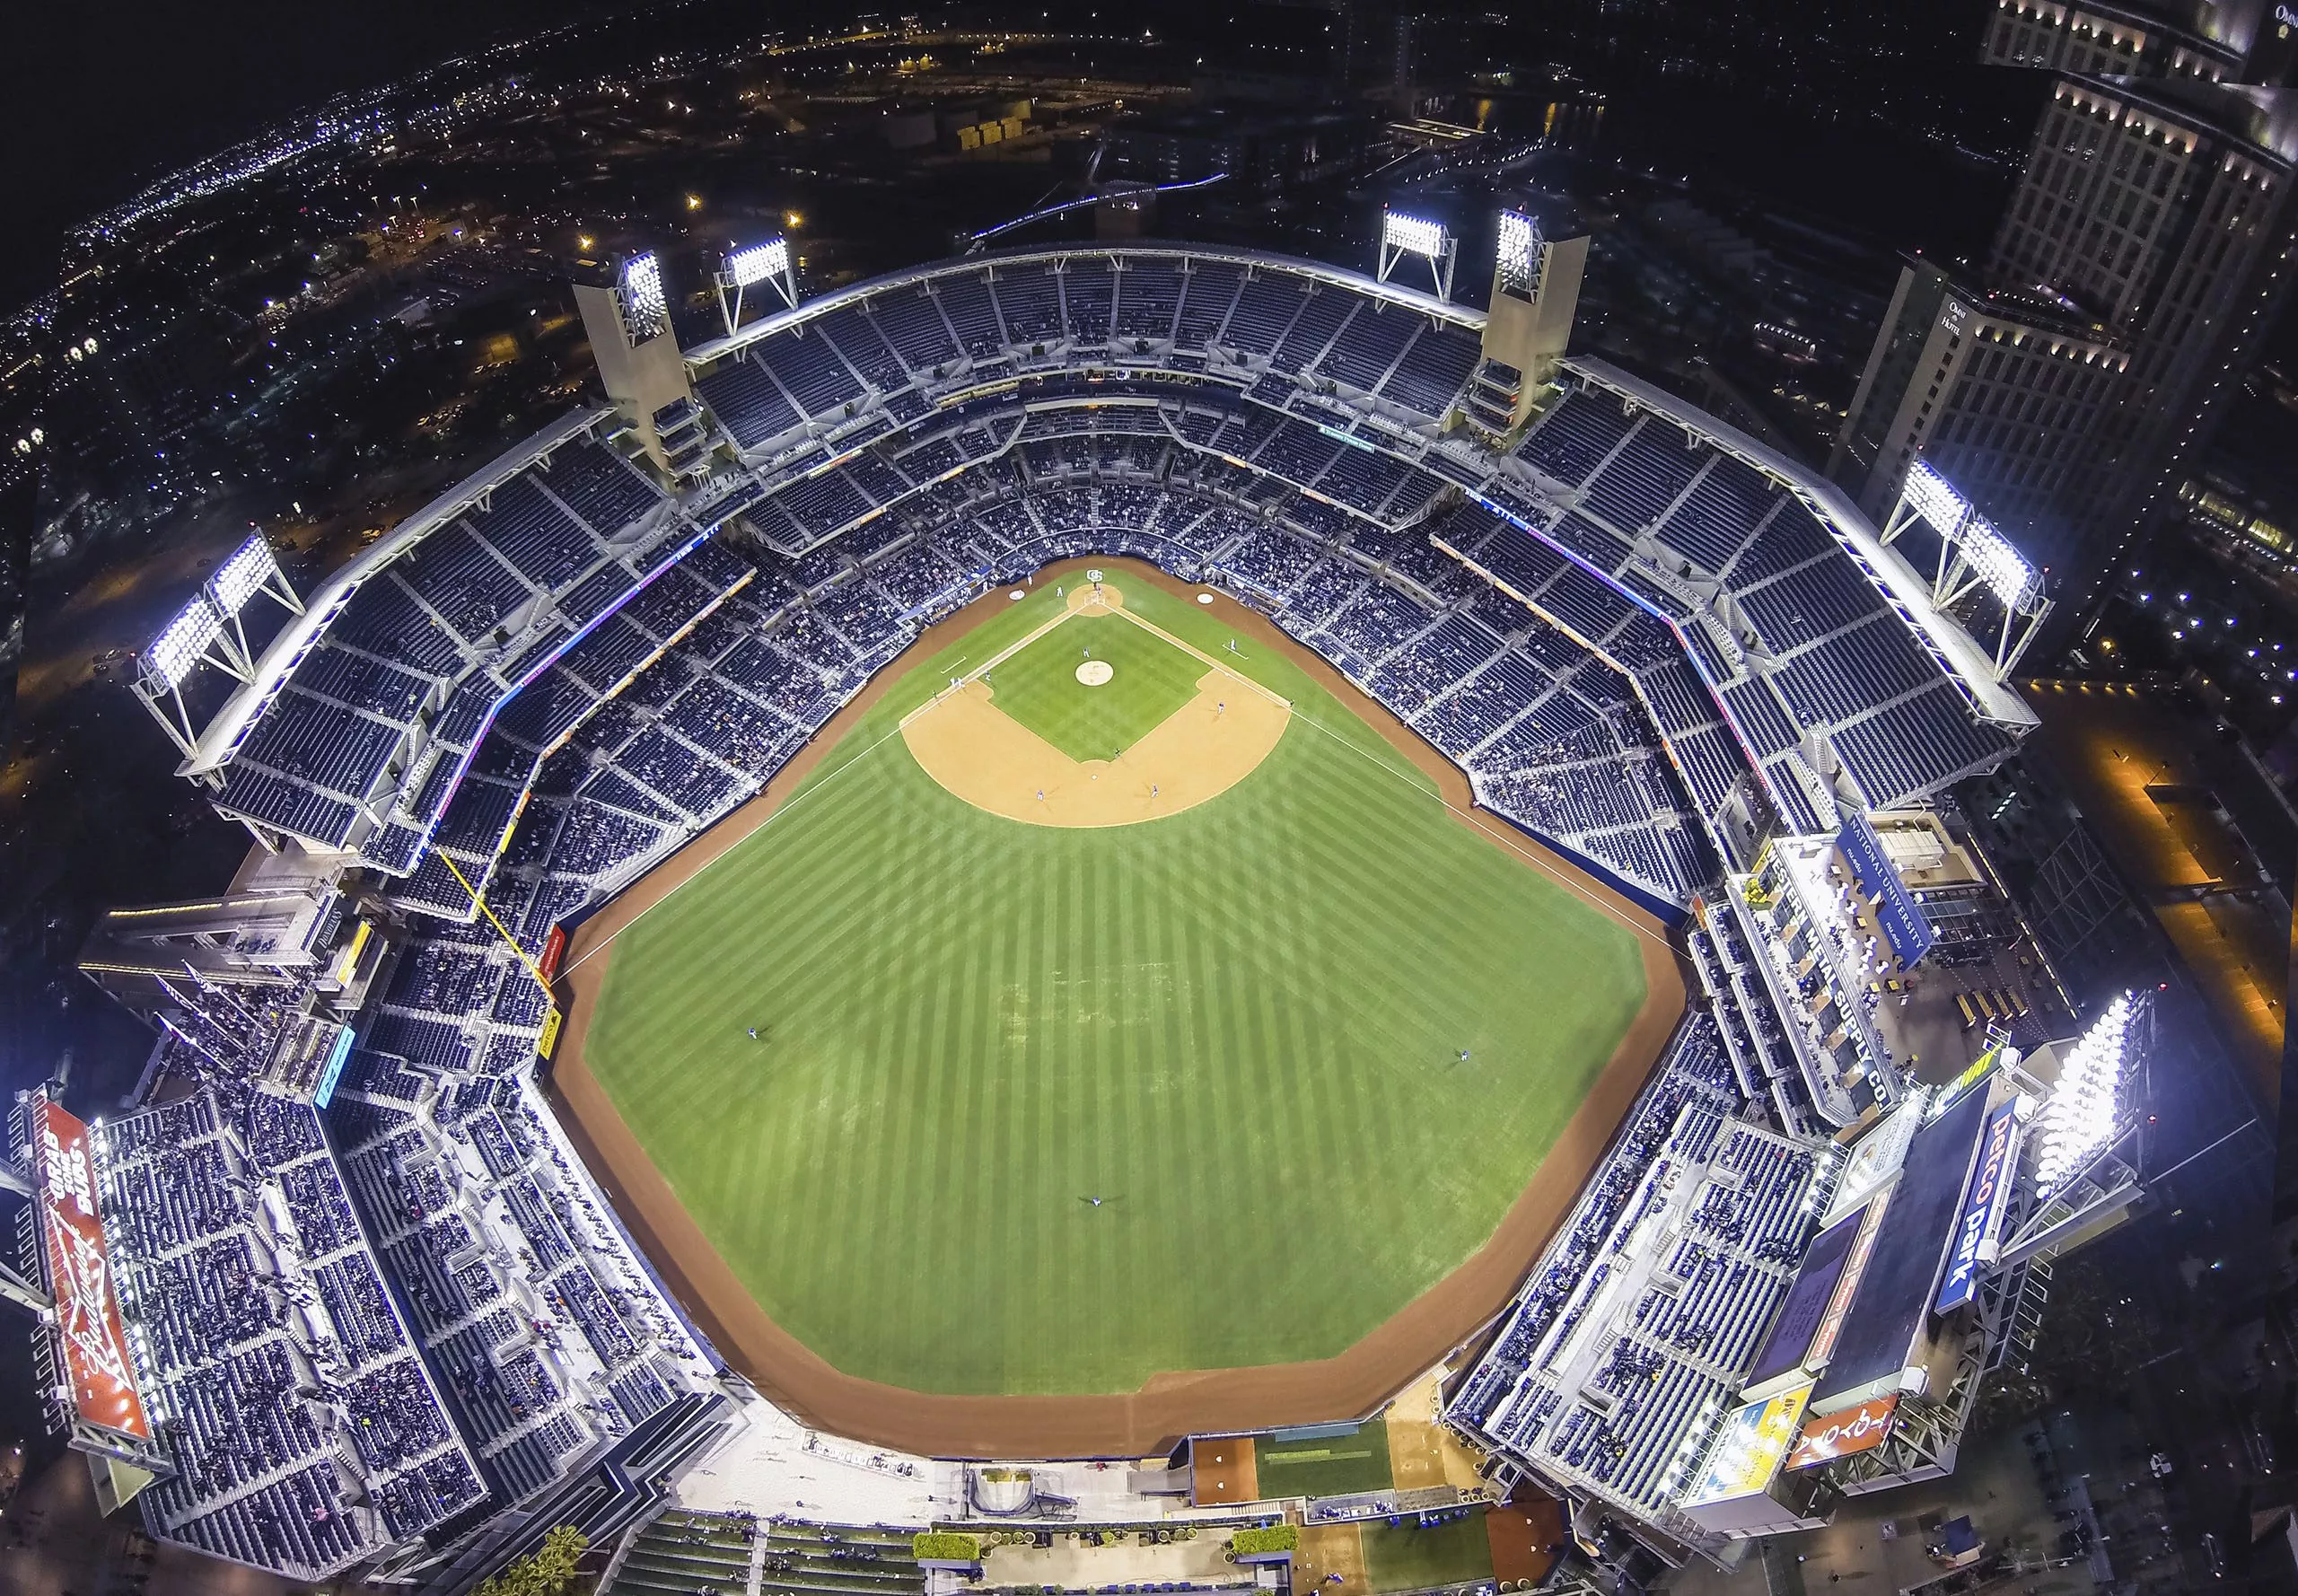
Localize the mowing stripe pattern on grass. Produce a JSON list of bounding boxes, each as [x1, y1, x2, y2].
[[578, 580, 1648, 1397]]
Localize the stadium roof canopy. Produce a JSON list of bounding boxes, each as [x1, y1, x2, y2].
[[180, 407, 610, 778], [171, 242, 2034, 874]]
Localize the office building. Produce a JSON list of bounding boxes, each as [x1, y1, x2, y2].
[[1834, 75, 2297, 629], [1980, 0, 2297, 85]]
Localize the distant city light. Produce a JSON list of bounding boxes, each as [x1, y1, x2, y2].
[[785, 210, 804, 229], [685, 193, 704, 210], [145, 597, 226, 691], [578, 234, 595, 252], [1382, 211, 1448, 259], [726, 238, 790, 287]]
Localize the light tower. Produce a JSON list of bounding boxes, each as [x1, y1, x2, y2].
[[1376, 209, 1457, 303], [571, 251, 702, 473], [1881, 459, 2054, 680], [1466, 207, 1590, 434], [129, 531, 303, 755], [713, 236, 800, 336]]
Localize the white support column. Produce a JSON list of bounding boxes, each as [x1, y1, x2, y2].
[[0, 1260, 50, 1317], [1880, 494, 1925, 547], [260, 566, 304, 615], [131, 679, 199, 757]]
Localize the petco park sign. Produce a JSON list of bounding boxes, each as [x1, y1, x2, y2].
[[1934, 1100, 2021, 1315], [34, 1100, 152, 1442]]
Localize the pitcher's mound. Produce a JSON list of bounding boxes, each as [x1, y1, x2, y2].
[[1076, 660, 1114, 687]]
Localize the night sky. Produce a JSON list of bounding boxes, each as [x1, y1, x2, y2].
[[3, 0, 578, 306]]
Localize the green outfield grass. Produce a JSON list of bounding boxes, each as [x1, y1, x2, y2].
[[579, 574, 1651, 1396], [985, 609, 1209, 761]]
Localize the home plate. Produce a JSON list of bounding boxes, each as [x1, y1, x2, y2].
[[1076, 660, 1114, 687]]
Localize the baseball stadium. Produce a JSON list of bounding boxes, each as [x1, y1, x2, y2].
[[26, 221, 2153, 1596], [550, 557, 1677, 1446]]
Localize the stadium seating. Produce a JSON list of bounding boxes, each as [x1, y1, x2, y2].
[[1451, 1018, 1825, 1520], [377, 388, 1732, 915], [324, 1056, 721, 1510], [228, 310, 2013, 932], [99, 1086, 486, 1581], [211, 424, 724, 869], [215, 242, 2013, 916]]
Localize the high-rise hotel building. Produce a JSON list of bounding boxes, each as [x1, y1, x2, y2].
[[1832, 23, 2295, 638]]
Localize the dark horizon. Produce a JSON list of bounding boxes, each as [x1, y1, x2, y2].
[[2, 0, 578, 308]]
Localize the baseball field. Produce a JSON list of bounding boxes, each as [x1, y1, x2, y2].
[[557, 560, 1671, 1417]]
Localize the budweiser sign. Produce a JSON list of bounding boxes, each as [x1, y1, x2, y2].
[[35, 1101, 152, 1442]]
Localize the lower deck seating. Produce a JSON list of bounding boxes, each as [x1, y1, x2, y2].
[[101, 1086, 485, 1581]]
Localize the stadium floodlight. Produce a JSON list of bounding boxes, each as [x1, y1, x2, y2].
[[207, 534, 282, 617], [715, 236, 800, 332], [1903, 459, 1969, 538], [1495, 208, 1539, 299], [727, 237, 789, 287], [1882, 456, 2053, 676], [1383, 211, 1448, 259], [619, 252, 669, 342], [145, 595, 226, 692], [1377, 210, 1458, 302], [2035, 991, 2135, 1193], [1957, 511, 2040, 610]]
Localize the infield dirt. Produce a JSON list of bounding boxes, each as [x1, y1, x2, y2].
[[548, 556, 1687, 1458], [899, 583, 1289, 827]]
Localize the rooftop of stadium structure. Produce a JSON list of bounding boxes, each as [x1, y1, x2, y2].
[[60, 221, 2113, 1595], [171, 241, 2037, 916]]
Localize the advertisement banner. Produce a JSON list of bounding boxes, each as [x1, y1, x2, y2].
[[1837, 812, 1936, 968], [34, 1101, 152, 1442], [1683, 1384, 1812, 1507], [537, 925, 569, 985], [1786, 1393, 1900, 1470], [310, 1025, 355, 1110], [1934, 1100, 2021, 1315]]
